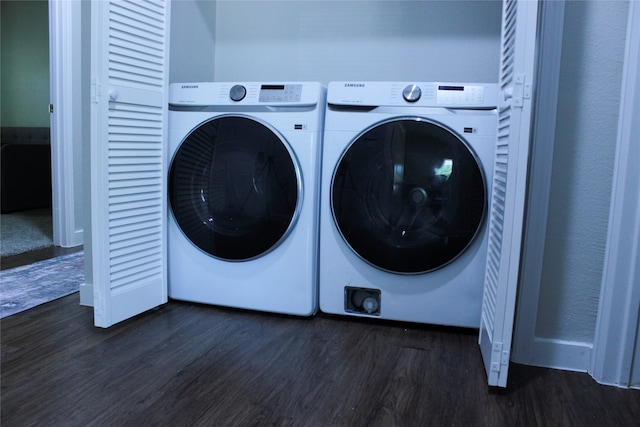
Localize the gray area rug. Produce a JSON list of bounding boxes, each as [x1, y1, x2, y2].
[[0, 208, 53, 257], [0, 251, 84, 318]]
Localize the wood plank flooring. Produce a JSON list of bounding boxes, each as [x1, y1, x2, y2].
[[2, 290, 639, 426], [0, 245, 83, 270]]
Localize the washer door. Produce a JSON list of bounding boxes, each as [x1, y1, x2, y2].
[[331, 118, 486, 274], [169, 115, 301, 261]]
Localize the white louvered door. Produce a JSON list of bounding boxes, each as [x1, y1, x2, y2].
[[479, 0, 540, 387], [90, 0, 171, 328]]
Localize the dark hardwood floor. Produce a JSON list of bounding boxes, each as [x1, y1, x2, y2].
[[1, 251, 639, 426], [2, 302, 639, 425], [0, 245, 83, 270]]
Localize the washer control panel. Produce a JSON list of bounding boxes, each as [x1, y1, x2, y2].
[[327, 81, 499, 109]]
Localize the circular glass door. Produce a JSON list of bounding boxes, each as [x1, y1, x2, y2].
[[331, 118, 486, 274], [169, 115, 301, 261]]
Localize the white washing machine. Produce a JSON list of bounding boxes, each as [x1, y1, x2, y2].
[[319, 81, 498, 327], [168, 82, 325, 316]]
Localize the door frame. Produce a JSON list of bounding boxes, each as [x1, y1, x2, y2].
[[590, 0, 640, 389], [49, 0, 83, 248], [510, 0, 582, 370]]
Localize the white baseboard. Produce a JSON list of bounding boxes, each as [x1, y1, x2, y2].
[[79, 282, 93, 307], [62, 229, 83, 248], [511, 337, 592, 372]]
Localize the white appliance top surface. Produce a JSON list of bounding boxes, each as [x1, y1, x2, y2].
[[327, 81, 499, 108], [169, 82, 323, 107]]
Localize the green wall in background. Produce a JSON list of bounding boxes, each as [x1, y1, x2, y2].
[[1, 0, 50, 128]]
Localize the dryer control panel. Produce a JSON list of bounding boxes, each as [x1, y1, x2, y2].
[[327, 81, 499, 109], [169, 82, 321, 107]]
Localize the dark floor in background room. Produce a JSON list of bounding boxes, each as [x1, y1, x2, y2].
[[2, 291, 639, 426], [0, 245, 82, 270]]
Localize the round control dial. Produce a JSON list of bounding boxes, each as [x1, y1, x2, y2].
[[402, 84, 421, 102], [229, 85, 247, 102]]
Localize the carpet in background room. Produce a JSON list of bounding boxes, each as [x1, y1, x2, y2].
[[0, 251, 84, 318], [0, 208, 54, 257]]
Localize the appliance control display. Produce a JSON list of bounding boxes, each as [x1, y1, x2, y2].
[[259, 84, 302, 103], [436, 85, 484, 105]]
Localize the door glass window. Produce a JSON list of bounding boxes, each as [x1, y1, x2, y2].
[[169, 116, 300, 260], [331, 118, 486, 274]]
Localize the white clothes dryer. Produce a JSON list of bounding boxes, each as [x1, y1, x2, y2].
[[319, 81, 498, 327], [168, 82, 325, 316]]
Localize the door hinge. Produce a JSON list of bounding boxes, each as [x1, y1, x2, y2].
[[91, 77, 101, 104], [512, 74, 531, 108], [94, 294, 105, 318], [490, 342, 510, 373]]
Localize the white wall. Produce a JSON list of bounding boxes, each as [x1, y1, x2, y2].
[[213, 1, 502, 84], [535, 1, 629, 344], [169, 0, 216, 83]]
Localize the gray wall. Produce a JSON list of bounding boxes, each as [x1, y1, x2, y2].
[[0, 0, 50, 128], [536, 1, 629, 344]]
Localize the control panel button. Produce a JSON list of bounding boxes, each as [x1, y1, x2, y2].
[[402, 84, 422, 102], [229, 85, 247, 102]]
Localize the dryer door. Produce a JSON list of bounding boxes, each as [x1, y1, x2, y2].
[[169, 115, 301, 261], [331, 118, 486, 274]]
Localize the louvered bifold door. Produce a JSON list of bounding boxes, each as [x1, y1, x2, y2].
[[90, 0, 171, 328], [479, 0, 539, 387]]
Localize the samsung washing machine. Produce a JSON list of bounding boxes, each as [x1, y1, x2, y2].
[[319, 81, 498, 327], [168, 82, 325, 316]]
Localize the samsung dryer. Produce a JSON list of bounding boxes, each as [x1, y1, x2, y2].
[[319, 81, 498, 327], [168, 82, 325, 316]]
